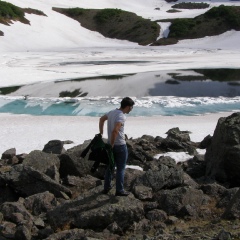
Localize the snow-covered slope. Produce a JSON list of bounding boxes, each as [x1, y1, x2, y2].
[[1, 0, 240, 51]]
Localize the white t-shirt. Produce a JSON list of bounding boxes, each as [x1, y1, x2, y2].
[[107, 109, 126, 145]]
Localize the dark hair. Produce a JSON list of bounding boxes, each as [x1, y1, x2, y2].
[[120, 97, 135, 108]]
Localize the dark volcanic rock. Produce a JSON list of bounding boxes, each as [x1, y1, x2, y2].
[[1, 148, 16, 160], [23, 150, 60, 182], [155, 186, 208, 217], [133, 156, 184, 191], [0, 201, 34, 230], [205, 112, 240, 186], [47, 187, 144, 231], [42, 140, 65, 154], [222, 188, 240, 219], [59, 152, 92, 178], [24, 191, 58, 216], [1, 164, 72, 198]]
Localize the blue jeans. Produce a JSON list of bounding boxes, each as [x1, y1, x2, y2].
[[104, 144, 128, 193]]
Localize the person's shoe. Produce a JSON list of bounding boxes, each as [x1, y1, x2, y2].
[[101, 188, 112, 194], [115, 191, 130, 196]]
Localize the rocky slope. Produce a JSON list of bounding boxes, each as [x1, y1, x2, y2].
[[1, 112, 240, 239]]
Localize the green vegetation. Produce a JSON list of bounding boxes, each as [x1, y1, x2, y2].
[[64, 7, 87, 17], [172, 2, 209, 9], [168, 69, 240, 82], [53, 7, 160, 45], [167, 9, 181, 13], [0, 86, 21, 95], [205, 5, 240, 28], [94, 8, 123, 23], [0, 1, 24, 19], [172, 75, 207, 81], [23, 8, 46, 16], [168, 18, 196, 38], [59, 89, 88, 97], [0, 1, 46, 27], [152, 5, 240, 46], [193, 69, 240, 82]]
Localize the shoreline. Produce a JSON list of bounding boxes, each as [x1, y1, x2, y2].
[[0, 112, 234, 155]]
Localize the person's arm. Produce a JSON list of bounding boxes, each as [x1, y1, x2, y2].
[[99, 115, 108, 135], [110, 122, 122, 147]]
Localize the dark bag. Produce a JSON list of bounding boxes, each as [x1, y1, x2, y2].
[[81, 134, 114, 173]]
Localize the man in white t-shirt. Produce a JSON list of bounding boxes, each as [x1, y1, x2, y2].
[[99, 97, 135, 196]]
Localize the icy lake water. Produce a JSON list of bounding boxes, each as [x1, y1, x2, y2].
[[0, 68, 240, 116]]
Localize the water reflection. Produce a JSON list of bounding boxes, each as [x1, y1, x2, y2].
[[0, 69, 239, 98]]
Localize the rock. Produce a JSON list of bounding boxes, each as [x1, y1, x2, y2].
[[24, 191, 57, 216], [160, 127, 194, 152], [155, 187, 208, 217], [0, 221, 16, 239], [216, 229, 232, 240], [65, 140, 91, 157], [133, 185, 153, 200], [45, 228, 120, 240], [1, 148, 16, 160], [128, 145, 153, 167], [106, 221, 123, 235], [145, 209, 168, 222], [5, 156, 20, 165], [205, 112, 240, 186], [59, 152, 92, 178], [36, 226, 54, 239], [143, 201, 159, 212], [133, 156, 184, 191], [14, 225, 31, 240], [0, 212, 3, 223], [199, 134, 212, 149], [1, 164, 72, 198], [217, 187, 239, 208], [0, 186, 18, 205], [182, 172, 199, 188], [0, 201, 34, 230], [47, 187, 144, 231], [45, 228, 85, 240], [222, 188, 240, 219], [23, 150, 60, 182], [42, 140, 65, 154], [182, 154, 206, 179], [165, 128, 191, 141], [124, 168, 144, 191], [62, 175, 102, 197], [200, 182, 226, 198]]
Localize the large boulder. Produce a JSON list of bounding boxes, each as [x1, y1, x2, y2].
[[23, 150, 60, 182], [1, 164, 72, 198], [154, 187, 208, 217], [0, 201, 34, 230], [1, 148, 16, 160], [133, 156, 184, 191], [24, 191, 58, 216], [42, 140, 65, 154], [47, 186, 144, 232], [160, 127, 196, 154], [58, 152, 92, 178], [222, 188, 240, 219], [205, 112, 240, 186]]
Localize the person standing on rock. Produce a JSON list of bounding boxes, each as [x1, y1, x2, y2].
[[99, 97, 135, 196]]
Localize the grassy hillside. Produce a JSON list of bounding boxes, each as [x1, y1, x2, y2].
[[53, 7, 160, 46], [0, 1, 46, 26], [0, 0, 26, 25], [152, 5, 240, 45]]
